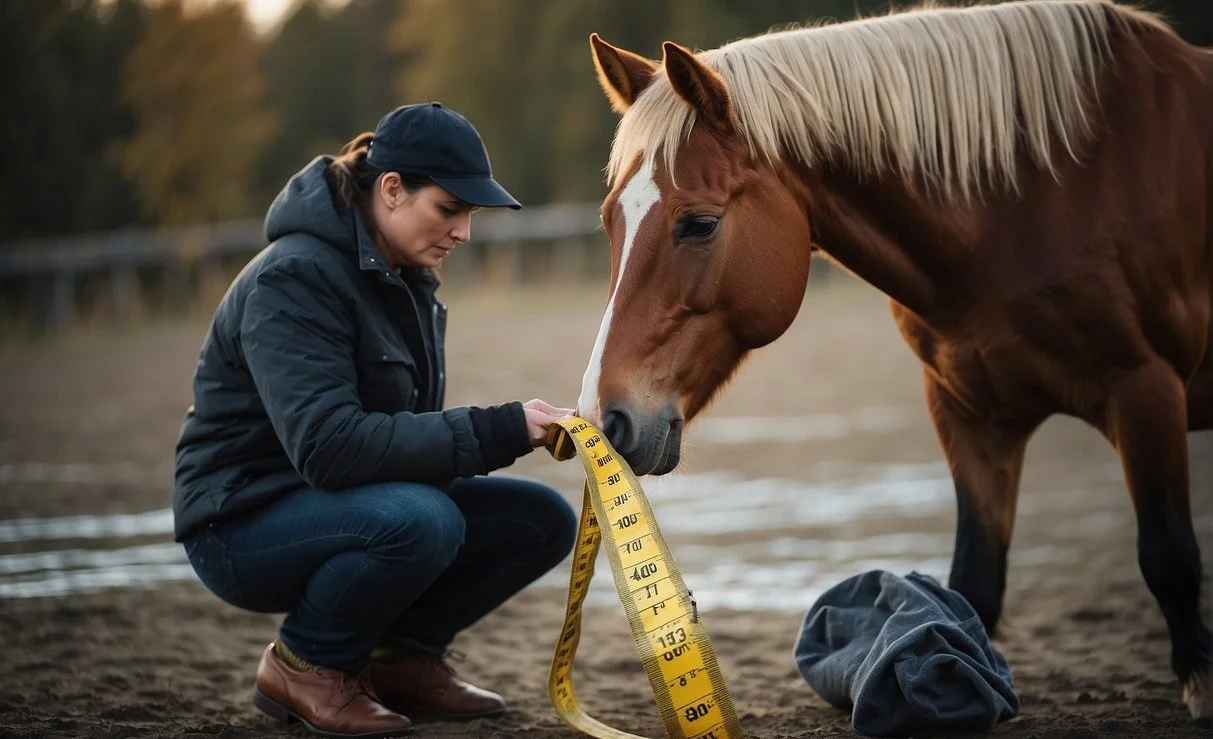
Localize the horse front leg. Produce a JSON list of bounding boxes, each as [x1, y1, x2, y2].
[[925, 375, 1036, 637], [1103, 359, 1212, 720], [1186, 346, 1213, 431]]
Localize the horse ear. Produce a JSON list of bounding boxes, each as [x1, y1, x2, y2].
[[589, 33, 659, 115], [661, 41, 732, 132]]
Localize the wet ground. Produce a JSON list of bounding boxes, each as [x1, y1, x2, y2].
[[1, 277, 1210, 737]]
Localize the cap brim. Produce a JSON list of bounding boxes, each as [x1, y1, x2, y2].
[[430, 176, 522, 210]]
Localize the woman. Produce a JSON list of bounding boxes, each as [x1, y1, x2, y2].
[[173, 102, 578, 738]]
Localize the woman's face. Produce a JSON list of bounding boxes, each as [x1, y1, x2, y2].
[[370, 173, 476, 269]]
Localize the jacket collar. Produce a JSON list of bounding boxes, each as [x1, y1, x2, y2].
[[351, 207, 440, 295]]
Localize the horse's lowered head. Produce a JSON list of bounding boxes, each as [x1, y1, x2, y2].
[[577, 34, 815, 475]]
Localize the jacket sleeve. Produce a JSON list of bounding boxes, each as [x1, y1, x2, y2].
[[239, 257, 533, 490]]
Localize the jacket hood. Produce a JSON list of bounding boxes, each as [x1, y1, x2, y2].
[[264, 156, 351, 247], [262, 155, 441, 295]]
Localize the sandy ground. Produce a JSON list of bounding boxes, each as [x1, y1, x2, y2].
[[1, 276, 1211, 739]]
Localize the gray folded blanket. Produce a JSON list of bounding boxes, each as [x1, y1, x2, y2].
[[794, 570, 1019, 736]]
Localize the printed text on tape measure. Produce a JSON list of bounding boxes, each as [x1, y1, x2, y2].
[[544, 417, 746, 739]]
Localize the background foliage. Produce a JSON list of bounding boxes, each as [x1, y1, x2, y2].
[[3, 0, 1209, 241]]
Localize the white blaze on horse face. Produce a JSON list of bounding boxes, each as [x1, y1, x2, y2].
[[578, 160, 661, 426]]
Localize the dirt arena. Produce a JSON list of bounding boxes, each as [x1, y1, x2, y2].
[[1, 276, 1211, 738]]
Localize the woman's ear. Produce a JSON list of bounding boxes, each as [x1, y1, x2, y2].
[[378, 172, 404, 208]]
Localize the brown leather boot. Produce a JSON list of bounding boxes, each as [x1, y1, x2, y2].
[[252, 642, 414, 738], [366, 650, 507, 720]]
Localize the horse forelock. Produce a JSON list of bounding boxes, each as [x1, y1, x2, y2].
[[607, 0, 1169, 202]]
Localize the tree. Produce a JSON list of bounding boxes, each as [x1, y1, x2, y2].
[[390, 0, 676, 205], [0, 0, 145, 241], [114, 0, 277, 225], [387, 0, 905, 206], [254, 0, 403, 208]]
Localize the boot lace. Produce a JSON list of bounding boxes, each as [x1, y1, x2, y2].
[[335, 668, 379, 708]]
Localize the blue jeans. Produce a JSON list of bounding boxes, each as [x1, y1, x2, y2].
[[183, 475, 577, 672]]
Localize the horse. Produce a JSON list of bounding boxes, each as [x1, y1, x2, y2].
[[576, 0, 1213, 718]]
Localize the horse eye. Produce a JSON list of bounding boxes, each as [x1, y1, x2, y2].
[[675, 215, 720, 241]]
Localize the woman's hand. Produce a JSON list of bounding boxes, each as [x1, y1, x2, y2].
[[522, 398, 576, 447]]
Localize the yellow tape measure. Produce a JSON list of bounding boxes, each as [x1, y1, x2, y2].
[[544, 416, 746, 739]]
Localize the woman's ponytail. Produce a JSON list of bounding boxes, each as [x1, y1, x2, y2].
[[326, 132, 379, 209]]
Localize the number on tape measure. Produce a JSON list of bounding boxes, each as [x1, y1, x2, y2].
[[544, 417, 746, 739]]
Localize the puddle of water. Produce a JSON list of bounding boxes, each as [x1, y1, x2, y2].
[[531, 497, 1105, 614], [0, 509, 173, 544], [0, 562, 197, 599], [0, 541, 182, 575], [0, 470, 1130, 613], [1, 462, 961, 605], [688, 407, 911, 444], [0, 410, 1148, 608], [640, 463, 954, 536]]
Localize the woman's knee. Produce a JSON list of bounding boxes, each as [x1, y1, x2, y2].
[[543, 488, 578, 555], [501, 479, 578, 557], [354, 482, 467, 567]]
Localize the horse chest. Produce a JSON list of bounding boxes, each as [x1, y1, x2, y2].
[[893, 310, 1057, 422]]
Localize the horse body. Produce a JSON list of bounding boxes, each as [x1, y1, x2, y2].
[[808, 22, 1213, 670], [583, 0, 1213, 718], [808, 33, 1213, 423]]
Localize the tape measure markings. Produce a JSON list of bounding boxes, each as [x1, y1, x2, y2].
[[545, 417, 746, 739]]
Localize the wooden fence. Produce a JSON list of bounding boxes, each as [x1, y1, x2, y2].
[[0, 203, 609, 337], [0, 202, 836, 339]]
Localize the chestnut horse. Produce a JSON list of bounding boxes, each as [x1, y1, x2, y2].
[[577, 0, 1213, 718]]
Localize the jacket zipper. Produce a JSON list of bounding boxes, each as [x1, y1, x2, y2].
[[432, 302, 445, 406], [400, 281, 438, 411]]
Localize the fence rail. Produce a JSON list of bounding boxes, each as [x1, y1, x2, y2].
[[0, 203, 607, 337], [0, 203, 604, 278], [0, 202, 835, 339]]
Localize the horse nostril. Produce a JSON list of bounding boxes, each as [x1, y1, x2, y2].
[[602, 407, 637, 457]]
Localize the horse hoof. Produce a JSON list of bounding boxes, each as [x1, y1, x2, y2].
[[1183, 670, 1213, 720]]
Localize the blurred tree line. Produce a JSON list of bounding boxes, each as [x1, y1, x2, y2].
[[3, 0, 1209, 242]]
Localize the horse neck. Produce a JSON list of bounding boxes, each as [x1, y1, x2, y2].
[[797, 162, 978, 319]]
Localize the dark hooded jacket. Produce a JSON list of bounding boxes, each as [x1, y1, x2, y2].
[[172, 157, 532, 540]]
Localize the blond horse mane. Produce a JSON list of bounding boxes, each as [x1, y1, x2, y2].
[[608, 0, 1170, 201]]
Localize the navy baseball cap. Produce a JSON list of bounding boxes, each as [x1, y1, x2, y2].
[[366, 102, 521, 210]]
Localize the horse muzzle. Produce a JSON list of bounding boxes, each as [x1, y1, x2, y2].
[[601, 402, 683, 476]]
